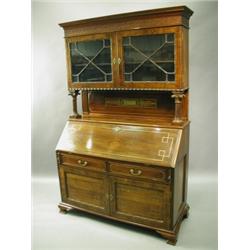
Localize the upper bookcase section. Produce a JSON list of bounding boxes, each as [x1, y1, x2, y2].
[[59, 6, 193, 91]]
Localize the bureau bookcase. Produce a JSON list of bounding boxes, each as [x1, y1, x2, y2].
[[56, 6, 193, 245]]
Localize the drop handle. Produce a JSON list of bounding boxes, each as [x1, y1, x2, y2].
[[77, 160, 88, 167], [129, 169, 142, 176]]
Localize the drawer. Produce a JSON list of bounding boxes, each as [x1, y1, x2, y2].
[[109, 162, 170, 183], [59, 152, 106, 172]]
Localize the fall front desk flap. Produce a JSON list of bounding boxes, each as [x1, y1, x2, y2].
[[56, 121, 183, 168]]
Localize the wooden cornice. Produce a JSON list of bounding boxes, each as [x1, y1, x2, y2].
[[59, 6, 193, 28], [59, 6, 193, 37]]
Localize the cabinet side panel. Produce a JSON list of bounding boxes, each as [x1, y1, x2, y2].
[[180, 27, 189, 88], [173, 124, 189, 225], [58, 166, 67, 201], [173, 158, 185, 224]]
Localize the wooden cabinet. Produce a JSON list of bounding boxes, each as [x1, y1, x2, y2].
[[57, 5, 193, 245], [61, 6, 192, 90]]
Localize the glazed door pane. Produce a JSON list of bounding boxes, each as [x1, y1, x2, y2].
[[70, 39, 112, 82], [122, 33, 175, 82]]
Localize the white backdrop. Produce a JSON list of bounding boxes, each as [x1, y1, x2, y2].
[[32, 0, 217, 178]]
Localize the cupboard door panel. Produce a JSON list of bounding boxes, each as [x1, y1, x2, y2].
[[59, 165, 109, 214], [110, 177, 171, 229]]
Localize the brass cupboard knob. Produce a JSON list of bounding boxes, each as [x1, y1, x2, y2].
[[77, 160, 88, 167], [129, 168, 142, 176]]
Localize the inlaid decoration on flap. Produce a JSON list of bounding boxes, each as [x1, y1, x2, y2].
[[158, 133, 174, 161]]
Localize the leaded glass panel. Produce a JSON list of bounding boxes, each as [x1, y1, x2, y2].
[[123, 33, 175, 82], [70, 39, 112, 82]]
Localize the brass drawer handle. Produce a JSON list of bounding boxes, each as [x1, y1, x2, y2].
[[77, 159, 88, 167], [129, 168, 142, 176]]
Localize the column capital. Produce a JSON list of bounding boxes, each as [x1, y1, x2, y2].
[[68, 89, 80, 97], [171, 90, 185, 104]]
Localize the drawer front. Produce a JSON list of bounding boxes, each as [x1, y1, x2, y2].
[[59, 152, 106, 172], [109, 162, 170, 183]]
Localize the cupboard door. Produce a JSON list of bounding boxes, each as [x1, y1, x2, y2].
[[110, 176, 171, 229], [117, 27, 180, 89], [59, 165, 109, 215], [66, 33, 118, 89]]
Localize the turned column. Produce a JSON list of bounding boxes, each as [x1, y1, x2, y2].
[[81, 90, 90, 115], [68, 89, 81, 118], [171, 90, 185, 124]]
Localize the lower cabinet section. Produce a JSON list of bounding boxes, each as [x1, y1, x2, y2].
[[110, 177, 170, 229], [57, 152, 189, 245], [58, 162, 171, 229]]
